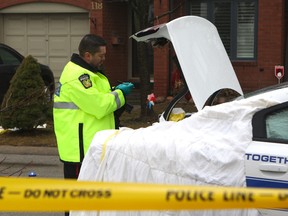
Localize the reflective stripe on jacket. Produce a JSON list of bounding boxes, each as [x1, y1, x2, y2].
[[53, 60, 125, 163]]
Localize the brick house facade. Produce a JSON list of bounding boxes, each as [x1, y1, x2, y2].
[[234, 0, 286, 92], [0, 0, 287, 100], [153, 0, 287, 95]]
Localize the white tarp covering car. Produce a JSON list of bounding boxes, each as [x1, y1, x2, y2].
[[71, 16, 288, 216]]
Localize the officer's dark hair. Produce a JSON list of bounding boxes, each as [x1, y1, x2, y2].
[[78, 34, 107, 57]]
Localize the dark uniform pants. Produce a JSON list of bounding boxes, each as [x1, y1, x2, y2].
[[64, 162, 82, 216]]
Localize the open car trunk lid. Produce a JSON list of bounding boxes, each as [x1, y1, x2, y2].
[[131, 16, 243, 111]]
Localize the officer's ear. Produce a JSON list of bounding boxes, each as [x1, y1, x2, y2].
[[83, 52, 92, 62]]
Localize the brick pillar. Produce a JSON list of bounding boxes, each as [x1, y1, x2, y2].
[[89, 0, 103, 36]]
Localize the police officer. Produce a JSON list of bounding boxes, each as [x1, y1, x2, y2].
[[53, 34, 133, 181]]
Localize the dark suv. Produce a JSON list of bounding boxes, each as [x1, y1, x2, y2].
[[0, 43, 55, 104]]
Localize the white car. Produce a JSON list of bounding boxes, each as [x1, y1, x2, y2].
[[71, 16, 288, 216]]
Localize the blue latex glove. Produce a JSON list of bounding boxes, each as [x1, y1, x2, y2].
[[115, 82, 134, 95]]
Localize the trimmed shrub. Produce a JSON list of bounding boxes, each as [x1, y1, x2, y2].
[[0, 55, 52, 130]]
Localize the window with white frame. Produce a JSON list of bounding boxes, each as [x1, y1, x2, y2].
[[189, 0, 257, 60]]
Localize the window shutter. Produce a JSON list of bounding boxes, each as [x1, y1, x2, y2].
[[189, 0, 256, 60], [190, 2, 208, 18], [213, 2, 231, 56], [237, 2, 255, 58]]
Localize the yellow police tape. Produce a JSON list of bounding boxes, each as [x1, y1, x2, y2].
[[0, 177, 288, 212]]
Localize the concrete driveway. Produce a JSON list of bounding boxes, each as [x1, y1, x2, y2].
[[0, 145, 64, 216]]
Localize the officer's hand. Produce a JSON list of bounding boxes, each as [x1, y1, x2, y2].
[[115, 82, 134, 95]]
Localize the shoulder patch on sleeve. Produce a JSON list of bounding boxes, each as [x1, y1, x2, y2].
[[55, 82, 62, 96], [79, 74, 92, 89]]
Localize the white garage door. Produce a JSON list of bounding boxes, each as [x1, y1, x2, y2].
[[3, 13, 89, 80]]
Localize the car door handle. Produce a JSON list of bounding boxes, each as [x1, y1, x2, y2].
[[259, 164, 288, 173]]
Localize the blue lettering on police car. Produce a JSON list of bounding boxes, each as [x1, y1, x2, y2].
[[245, 154, 288, 164]]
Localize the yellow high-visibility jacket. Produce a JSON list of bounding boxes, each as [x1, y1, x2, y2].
[[53, 54, 125, 163]]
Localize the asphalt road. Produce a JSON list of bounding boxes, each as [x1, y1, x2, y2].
[[0, 145, 64, 216]]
